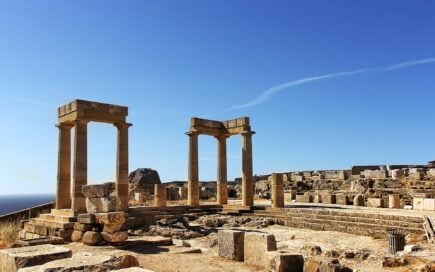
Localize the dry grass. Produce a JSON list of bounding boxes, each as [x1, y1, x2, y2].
[[0, 221, 20, 248]]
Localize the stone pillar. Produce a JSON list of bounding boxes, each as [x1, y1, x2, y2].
[[389, 194, 400, 209], [72, 120, 88, 213], [115, 122, 131, 211], [56, 123, 73, 209], [216, 135, 228, 205], [187, 132, 199, 206], [154, 184, 167, 207], [271, 173, 284, 208], [241, 131, 254, 206]]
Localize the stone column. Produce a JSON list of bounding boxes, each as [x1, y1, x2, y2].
[[241, 131, 254, 207], [56, 123, 73, 209], [187, 132, 199, 206], [216, 135, 228, 205], [72, 120, 88, 213], [154, 184, 167, 207], [389, 194, 400, 208], [115, 122, 132, 211], [271, 173, 284, 208]]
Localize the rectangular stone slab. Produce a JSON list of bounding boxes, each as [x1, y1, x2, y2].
[[218, 230, 245, 261], [0, 244, 71, 272], [244, 232, 277, 268]]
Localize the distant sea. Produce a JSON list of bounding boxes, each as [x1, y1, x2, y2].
[[0, 194, 55, 216]]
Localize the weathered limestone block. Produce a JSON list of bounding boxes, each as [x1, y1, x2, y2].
[[101, 231, 129, 243], [266, 251, 304, 272], [336, 194, 350, 205], [81, 231, 102, 246], [388, 194, 401, 209], [423, 198, 435, 211], [413, 197, 425, 210], [353, 194, 365, 206], [77, 213, 96, 224], [82, 182, 115, 198], [303, 192, 313, 203], [71, 230, 84, 242], [244, 232, 277, 267], [18, 252, 126, 272], [86, 196, 121, 213], [391, 169, 404, 180], [95, 211, 125, 225], [367, 198, 384, 208], [295, 195, 305, 203], [74, 222, 93, 232], [0, 245, 71, 272], [321, 192, 336, 204], [303, 257, 351, 272], [218, 230, 245, 261]]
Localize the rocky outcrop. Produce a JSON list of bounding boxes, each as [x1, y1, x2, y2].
[[129, 168, 161, 198]]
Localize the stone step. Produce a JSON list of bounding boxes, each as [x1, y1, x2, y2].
[[50, 209, 75, 217], [29, 218, 74, 229], [38, 214, 77, 223], [251, 211, 423, 229]]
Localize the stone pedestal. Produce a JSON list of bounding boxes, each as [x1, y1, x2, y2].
[[187, 132, 199, 206], [154, 184, 167, 207], [271, 173, 284, 208], [242, 131, 254, 206]]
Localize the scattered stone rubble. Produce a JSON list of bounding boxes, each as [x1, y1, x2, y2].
[[71, 184, 128, 245]]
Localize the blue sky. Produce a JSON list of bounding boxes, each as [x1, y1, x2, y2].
[[0, 1, 434, 194]]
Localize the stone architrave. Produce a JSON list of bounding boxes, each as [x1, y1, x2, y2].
[[271, 173, 284, 208]]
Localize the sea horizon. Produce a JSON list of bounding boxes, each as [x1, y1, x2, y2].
[[0, 193, 55, 216]]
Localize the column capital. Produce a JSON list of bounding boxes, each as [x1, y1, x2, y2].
[[114, 122, 132, 129], [55, 123, 74, 129], [74, 119, 90, 125], [185, 131, 200, 137], [215, 134, 230, 141], [241, 130, 256, 136]]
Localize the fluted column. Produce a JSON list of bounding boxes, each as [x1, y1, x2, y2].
[[187, 132, 199, 206], [115, 122, 132, 211], [242, 131, 255, 206], [271, 173, 284, 208], [72, 120, 88, 213], [56, 123, 73, 209], [216, 135, 228, 205]]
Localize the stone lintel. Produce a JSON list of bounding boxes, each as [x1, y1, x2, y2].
[[58, 99, 128, 124], [189, 116, 251, 136]]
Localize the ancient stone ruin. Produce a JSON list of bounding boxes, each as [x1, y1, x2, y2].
[[2, 99, 433, 272]]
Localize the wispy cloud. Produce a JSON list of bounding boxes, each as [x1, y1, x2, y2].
[[15, 97, 57, 108], [223, 57, 435, 112]]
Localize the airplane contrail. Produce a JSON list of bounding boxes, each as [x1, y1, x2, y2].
[[223, 57, 435, 112]]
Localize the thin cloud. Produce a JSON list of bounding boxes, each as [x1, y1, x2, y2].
[[15, 97, 57, 108], [224, 57, 435, 112]]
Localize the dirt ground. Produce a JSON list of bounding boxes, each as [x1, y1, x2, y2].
[[63, 224, 435, 272]]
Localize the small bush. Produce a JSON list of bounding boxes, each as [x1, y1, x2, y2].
[[0, 221, 20, 248]]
